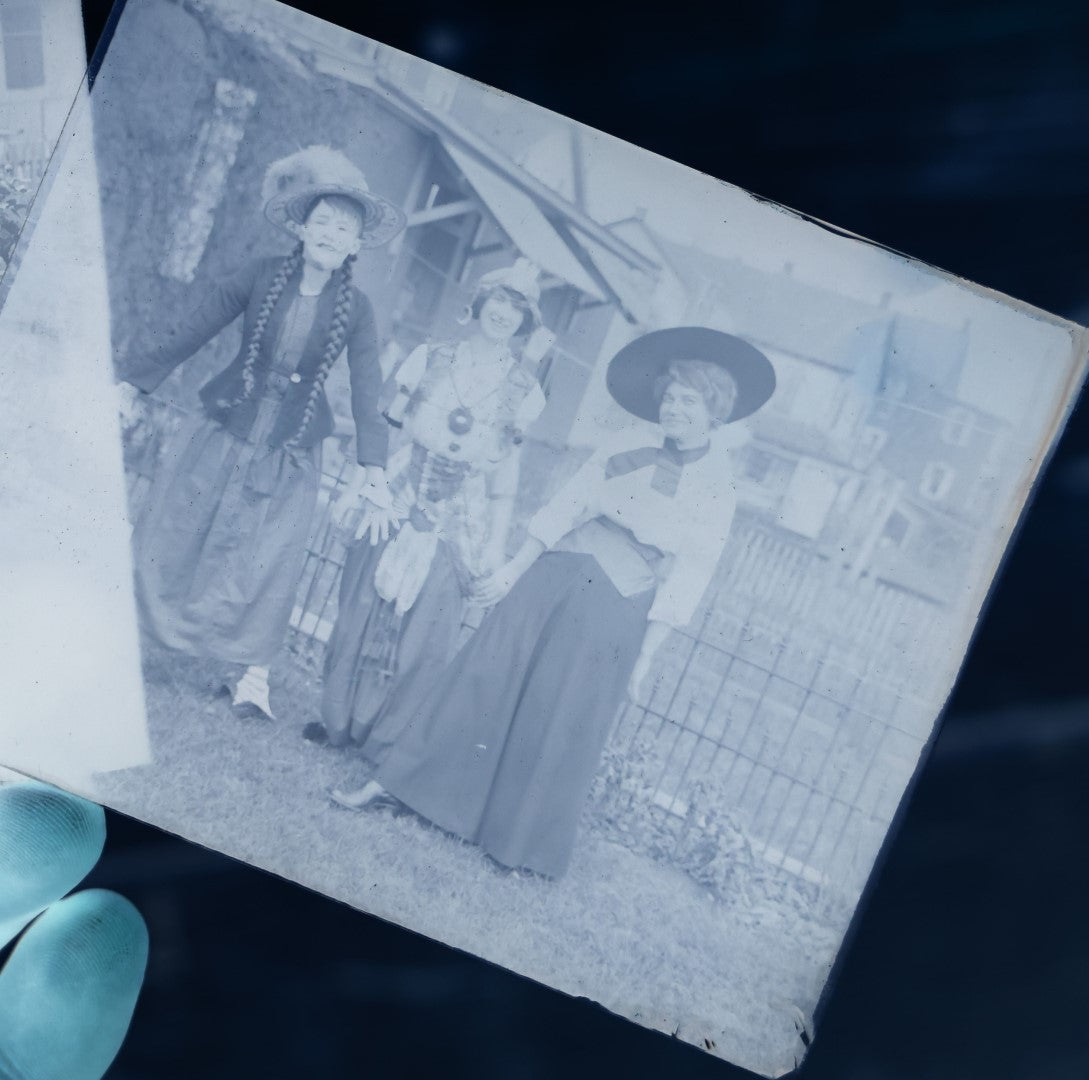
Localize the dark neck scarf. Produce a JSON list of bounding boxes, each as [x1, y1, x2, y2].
[[604, 437, 710, 497]]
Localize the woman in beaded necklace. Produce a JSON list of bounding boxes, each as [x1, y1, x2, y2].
[[121, 146, 405, 719], [307, 259, 548, 755]]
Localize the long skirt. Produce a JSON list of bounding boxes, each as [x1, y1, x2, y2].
[[322, 534, 464, 753], [373, 552, 654, 878], [131, 396, 320, 666]]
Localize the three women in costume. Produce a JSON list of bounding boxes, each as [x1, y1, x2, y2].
[[121, 139, 777, 881]]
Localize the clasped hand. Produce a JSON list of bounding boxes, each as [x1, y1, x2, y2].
[[470, 561, 522, 607]]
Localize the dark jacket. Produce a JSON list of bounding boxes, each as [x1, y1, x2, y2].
[[122, 256, 389, 467]]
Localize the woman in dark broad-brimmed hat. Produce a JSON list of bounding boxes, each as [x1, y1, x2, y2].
[[121, 146, 405, 719], [330, 327, 775, 879]]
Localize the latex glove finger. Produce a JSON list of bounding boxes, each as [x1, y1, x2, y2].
[[0, 888, 147, 1080], [0, 781, 105, 947]]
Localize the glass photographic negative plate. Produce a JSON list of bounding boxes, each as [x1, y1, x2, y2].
[[0, 0, 149, 785], [2, 0, 1088, 1072]]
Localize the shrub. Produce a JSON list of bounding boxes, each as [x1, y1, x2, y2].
[[586, 730, 853, 946], [0, 168, 32, 267]]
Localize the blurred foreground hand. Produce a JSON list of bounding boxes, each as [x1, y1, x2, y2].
[[0, 782, 146, 1079]]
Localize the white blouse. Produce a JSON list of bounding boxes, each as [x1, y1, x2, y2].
[[527, 433, 738, 630]]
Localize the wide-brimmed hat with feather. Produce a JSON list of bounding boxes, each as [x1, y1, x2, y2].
[[261, 145, 406, 248]]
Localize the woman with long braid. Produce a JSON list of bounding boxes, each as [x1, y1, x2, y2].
[[121, 147, 405, 718]]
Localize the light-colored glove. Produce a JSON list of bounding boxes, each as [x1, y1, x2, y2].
[[350, 471, 399, 545], [373, 522, 439, 614], [354, 501, 402, 546]]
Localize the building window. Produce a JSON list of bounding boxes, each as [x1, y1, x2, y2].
[[2, 2, 45, 91], [919, 462, 956, 502], [790, 364, 842, 428], [396, 224, 467, 338], [778, 458, 839, 539], [941, 405, 973, 447], [766, 356, 799, 414], [390, 153, 479, 345], [743, 448, 774, 484], [538, 285, 577, 338], [880, 511, 912, 549]]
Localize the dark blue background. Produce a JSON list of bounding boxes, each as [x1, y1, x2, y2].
[[81, 1, 1089, 1075]]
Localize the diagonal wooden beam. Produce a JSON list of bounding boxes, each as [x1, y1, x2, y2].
[[405, 198, 476, 227]]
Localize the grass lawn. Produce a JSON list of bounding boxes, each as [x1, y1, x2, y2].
[[95, 638, 841, 1077]]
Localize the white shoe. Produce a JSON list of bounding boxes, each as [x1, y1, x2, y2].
[[328, 780, 391, 811], [231, 666, 276, 720]]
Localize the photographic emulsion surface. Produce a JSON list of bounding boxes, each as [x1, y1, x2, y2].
[[1, 1, 1087, 1074]]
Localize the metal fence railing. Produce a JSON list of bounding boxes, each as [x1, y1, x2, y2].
[[125, 405, 943, 902], [593, 593, 928, 896]]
